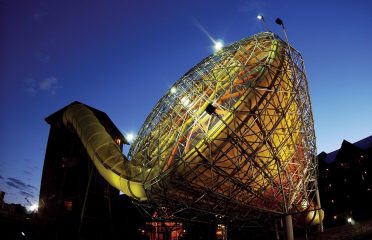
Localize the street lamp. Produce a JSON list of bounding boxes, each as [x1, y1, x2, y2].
[[257, 14, 269, 31], [275, 17, 289, 43]]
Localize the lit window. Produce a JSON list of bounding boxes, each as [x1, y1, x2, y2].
[[64, 200, 73, 211]]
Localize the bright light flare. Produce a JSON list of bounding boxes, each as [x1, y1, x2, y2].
[[192, 18, 224, 53], [257, 14, 264, 20], [28, 203, 38, 212], [347, 217, 355, 224], [213, 40, 224, 52], [126, 133, 135, 143]]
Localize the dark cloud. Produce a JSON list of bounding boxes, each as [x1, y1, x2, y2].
[[23, 170, 32, 176], [27, 184, 38, 191], [19, 191, 34, 198], [6, 178, 37, 192], [6, 181, 23, 190], [7, 177, 27, 189], [0, 175, 4, 180]]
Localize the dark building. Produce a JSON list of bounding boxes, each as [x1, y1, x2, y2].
[[37, 102, 146, 239], [318, 135, 372, 227], [0, 191, 34, 239]]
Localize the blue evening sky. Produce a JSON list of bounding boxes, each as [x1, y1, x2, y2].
[[1, 0, 371, 206]]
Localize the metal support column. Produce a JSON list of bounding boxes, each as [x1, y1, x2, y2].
[[78, 163, 94, 239], [275, 220, 280, 240], [284, 215, 294, 240], [315, 188, 324, 232]]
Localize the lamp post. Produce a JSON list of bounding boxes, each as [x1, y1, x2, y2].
[[257, 14, 269, 31]]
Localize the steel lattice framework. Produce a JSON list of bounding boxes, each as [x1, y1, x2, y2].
[[128, 32, 318, 227]]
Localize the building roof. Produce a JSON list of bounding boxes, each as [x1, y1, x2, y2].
[[354, 135, 372, 149], [319, 135, 372, 163], [321, 149, 339, 163], [45, 101, 128, 145]]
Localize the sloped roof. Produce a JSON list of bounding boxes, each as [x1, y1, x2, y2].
[[354, 135, 372, 149], [318, 135, 372, 163], [322, 149, 339, 163]]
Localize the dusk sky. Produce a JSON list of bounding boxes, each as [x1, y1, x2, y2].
[[0, 0, 371, 207]]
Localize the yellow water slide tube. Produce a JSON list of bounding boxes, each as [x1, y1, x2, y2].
[[63, 104, 147, 201]]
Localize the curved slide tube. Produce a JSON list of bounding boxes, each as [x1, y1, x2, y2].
[[63, 103, 147, 201]]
